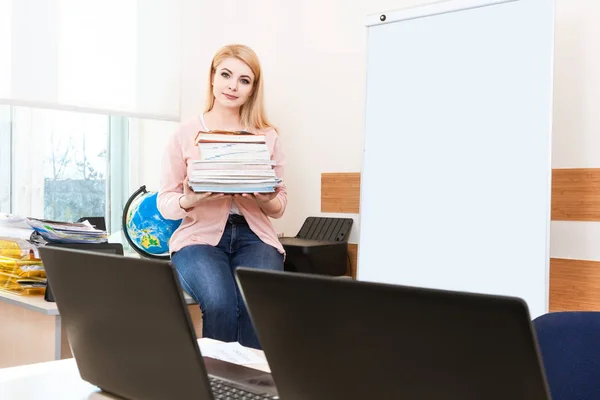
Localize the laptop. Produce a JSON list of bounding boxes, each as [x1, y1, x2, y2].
[[235, 268, 552, 400], [38, 246, 279, 400]]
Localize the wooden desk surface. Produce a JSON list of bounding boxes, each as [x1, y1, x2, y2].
[[0, 291, 60, 316], [0, 338, 268, 399], [0, 247, 197, 316], [0, 290, 200, 369]]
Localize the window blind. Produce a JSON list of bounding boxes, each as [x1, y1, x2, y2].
[[0, 0, 181, 121]]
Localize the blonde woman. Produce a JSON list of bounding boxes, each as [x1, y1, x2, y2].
[[158, 44, 286, 349]]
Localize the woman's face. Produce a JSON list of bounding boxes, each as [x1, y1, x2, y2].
[[212, 57, 255, 110]]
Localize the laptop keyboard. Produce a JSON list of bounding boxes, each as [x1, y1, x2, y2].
[[209, 376, 279, 399]]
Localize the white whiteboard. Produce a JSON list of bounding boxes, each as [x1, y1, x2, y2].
[[357, 0, 555, 318]]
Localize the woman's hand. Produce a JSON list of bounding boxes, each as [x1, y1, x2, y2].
[[179, 177, 230, 210], [235, 186, 282, 214]]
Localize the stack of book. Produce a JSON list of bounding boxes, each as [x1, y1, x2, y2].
[[190, 130, 281, 194]]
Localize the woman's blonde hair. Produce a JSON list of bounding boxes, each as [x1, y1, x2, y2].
[[204, 44, 275, 132]]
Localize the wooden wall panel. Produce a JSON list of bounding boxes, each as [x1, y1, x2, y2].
[[549, 258, 600, 312], [321, 173, 361, 213], [320, 168, 600, 221], [188, 304, 203, 338], [552, 168, 600, 221], [347, 244, 358, 279], [341, 254, 600, 309], [322, 170, 600, 302]]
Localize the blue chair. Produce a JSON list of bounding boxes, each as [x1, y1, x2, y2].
[[532, 312, 600, 400]]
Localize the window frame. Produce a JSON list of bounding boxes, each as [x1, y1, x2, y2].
[[108, 115, 129, 234], [0, 105, 11, 213], [0, 105, 130, 234]]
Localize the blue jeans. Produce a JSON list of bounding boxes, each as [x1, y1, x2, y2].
[[171, 214, 283, 349]]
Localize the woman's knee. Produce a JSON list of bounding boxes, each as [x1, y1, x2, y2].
[[262, 245, 284, 271], [171, 244, 222, 269], [171, 245, 237, 312], [236, 242, 284, 271]]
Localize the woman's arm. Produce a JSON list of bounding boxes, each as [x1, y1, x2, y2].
[[251, 132, 287, 218], [157, 128, 189, 220], [157, 126, 233, 217], [254, 187, 284, 216]]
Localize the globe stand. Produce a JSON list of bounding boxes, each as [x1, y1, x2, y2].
[[122, 185, 172, 260]]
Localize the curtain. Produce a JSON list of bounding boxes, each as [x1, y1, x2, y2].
[[0, 0, 181, 121]]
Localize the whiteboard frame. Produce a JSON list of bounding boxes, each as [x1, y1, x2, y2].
[[358, 0, 555, 316], [366, 0, 519, 27]]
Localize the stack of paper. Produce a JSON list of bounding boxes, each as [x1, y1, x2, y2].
[[0, 213, 35, 241], [25, 218, 108, 244], [0, 237, 46, 295], [197, 339, 267, 366], [190, 131, 281, 194]]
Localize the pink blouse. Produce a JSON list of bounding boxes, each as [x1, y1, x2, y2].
[[157, 117, 287, 255]]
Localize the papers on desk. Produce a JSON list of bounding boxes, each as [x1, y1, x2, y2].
[[0, 214, 35, 241], [0, 226, 33, 242], [1, 214, 108, 245], [0, 237, 46, 295], [25, 218, 108, 244], [198, 340, 266, 366], [0, 213, 31, 230], [0, 214, 109, 295]]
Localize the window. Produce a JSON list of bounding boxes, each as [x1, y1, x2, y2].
[[0, 105, 129, 234], [0, 105, 10, 213], [1, 0, 180, 120], [0, 104, 179, 242], [40, 109, 108, 223], [0, 0, 182, 242]]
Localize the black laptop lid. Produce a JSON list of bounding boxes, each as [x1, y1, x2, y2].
[[235, 268, 551, 400], [39, 246, 214, 400]]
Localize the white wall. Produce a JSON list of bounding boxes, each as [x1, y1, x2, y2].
[[138, 0, 600, 260], [178, 0, 424, 241], [550, 0, 600, 263]]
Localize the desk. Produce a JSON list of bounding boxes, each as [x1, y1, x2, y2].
[[0, 290, 203, 368], [0, 338, 269, 399]]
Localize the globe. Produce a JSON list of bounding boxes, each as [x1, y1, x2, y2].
[[122, 185, 182, 259]]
